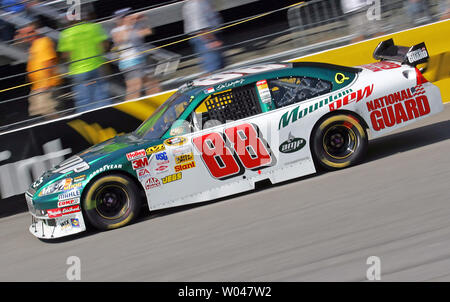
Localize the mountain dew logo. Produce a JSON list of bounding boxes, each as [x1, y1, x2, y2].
[[279, 132, 306, 153], [278, 88, 353, 129]]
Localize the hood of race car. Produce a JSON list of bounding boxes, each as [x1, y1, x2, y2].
[[77, 133, 145, 161]]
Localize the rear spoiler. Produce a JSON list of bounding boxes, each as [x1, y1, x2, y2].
[[373, 38, 429, 67]]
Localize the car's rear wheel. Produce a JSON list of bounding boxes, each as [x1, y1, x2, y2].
[[82, 174, 141, 231], [311, 113, 368, 170]]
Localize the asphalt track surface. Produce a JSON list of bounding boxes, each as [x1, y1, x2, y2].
[[1, 104, 450, 282]]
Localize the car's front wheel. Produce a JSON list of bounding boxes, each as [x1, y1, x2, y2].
[[82, 174, 141, 231], [311, 113, 368, 171]]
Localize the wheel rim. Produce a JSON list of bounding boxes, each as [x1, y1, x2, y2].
[[93, 184, 130, 220], [322, 124, 358, 160]]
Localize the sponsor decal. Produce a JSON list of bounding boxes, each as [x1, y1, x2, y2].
[[61, 205, 81, 216], [154, 165, 169, 174], [39, 178, 72, 196], [164, 136, 187, 147], [57, 198, 80, 208], [204, 87, 215, 94], [361, 61, 401, 72], [89, 164, 123, 177], [334, 73, 350, 84], [61, 178, 72, 188], [60, 219, 72, 231], [48, 208, 62, 219], [328, 84, 374, 111], [174, 161, 196, 173], [173, 146, 193, 156], [162, 172, 182, 184], [256, 80, 272, 104], [216, 78, 245, 90], [132, 157, 149, 170], [175, 152, 194, 164], [145, 177, 161, 190], [58, 189, 80, 201], [279, 133, 306, 153], [146, 144, 165, 155], [278, 88, 355, 129], [71, 218, 80, 228], [64, 182, 82, 191], [126, 149, 146, 161], [137, 168, 151, 180], [154, 151, 169, 165], [367, 85, 430, 131], [47, 205, 80, 218], [407, 47, 428, 64], [73, 175, 86, 183]]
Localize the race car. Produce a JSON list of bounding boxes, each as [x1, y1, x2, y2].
[[26, 39, 443, 239]]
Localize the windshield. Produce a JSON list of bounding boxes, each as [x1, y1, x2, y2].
[[134, 88, 200, 140]]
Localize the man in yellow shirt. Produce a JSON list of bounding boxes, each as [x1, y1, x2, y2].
[[17, 21, 61, 117]]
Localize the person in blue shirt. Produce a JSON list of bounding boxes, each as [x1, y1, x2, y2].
[[0, 0, 26, 41], [1, 0, 26, 13]]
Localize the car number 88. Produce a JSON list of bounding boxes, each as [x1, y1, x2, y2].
[[192, 123, 275, 180]]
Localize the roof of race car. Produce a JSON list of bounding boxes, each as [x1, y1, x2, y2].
[[181, 62, 361, 92]]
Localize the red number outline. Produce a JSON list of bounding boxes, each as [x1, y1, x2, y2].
[[193, 123, 276, 180]]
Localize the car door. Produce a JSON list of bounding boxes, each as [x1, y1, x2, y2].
[[146, 82, 282, 210], [146, 74, 338, 211]]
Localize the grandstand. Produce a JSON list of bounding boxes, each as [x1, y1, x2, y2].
[[0, 0, 445, 132]]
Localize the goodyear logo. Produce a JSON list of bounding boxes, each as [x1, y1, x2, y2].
[[146, 144, 165, 155], [162, 172, 182, 184], [175, 152, 194, 164]]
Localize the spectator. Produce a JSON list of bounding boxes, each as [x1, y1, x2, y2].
[[0, 0, 26, 41], [134, 13, 161, 95], [0, 17, 15, 41], [16, 20, 60, 117], [439, 0, 450, 20], [182, 0, 224, 75], [341, 0, 382, 43], [405, 0, 432, 25], [57, 12, 110, 113], [1, 0, 25, 13], [111, 9, 160, 101]]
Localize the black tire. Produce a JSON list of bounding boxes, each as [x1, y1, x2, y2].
[[311, 113, 368, 171], [82, 174, 141, 231]]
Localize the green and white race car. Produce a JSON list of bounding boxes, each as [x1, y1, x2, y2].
[[26, 39, 443, 239]]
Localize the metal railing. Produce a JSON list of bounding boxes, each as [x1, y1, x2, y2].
[[0, 0, 447, 133], [287, 0, 444, 46]]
